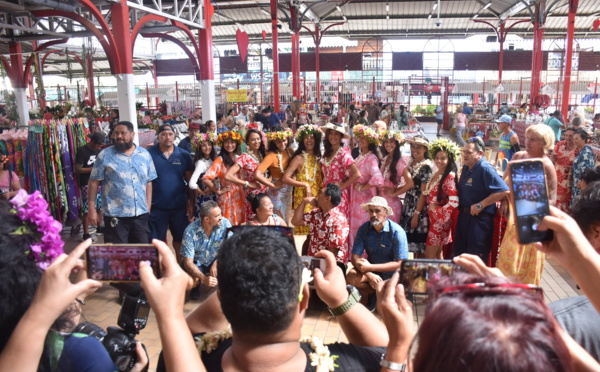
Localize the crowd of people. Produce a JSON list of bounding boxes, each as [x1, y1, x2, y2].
[[1, 98, 600, 371]]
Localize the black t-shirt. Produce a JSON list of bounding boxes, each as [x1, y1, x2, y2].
[[75, 145, 101, 186]]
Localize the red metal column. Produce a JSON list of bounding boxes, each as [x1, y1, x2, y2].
[[7, 42, 25, 89], [530, 0, 545, 105], [443, 76, 449, 130], [497, 23, 505, 112], [153, 61, 159, 108], [86, 52, 97, 106], [198, 0, 214, 82], [111, 0, 133, 74], [271, 0, 280, 110], [561, 0, 578, 116], [315, 25, 321, 105], [291, 32, 301, 100]]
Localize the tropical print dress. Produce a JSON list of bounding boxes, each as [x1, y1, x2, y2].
[[236, 153, 269, 221], [202, 156, 245, 225], [258, 150, 293, 222], [571, 145, 595, 206], [400, 159, 433, 254], [292, 152, 323, 235], [425, 173, 458, 246], [553, 141, 579, 212], [321, 147, 355, 216], [378, 155, 407, 224]]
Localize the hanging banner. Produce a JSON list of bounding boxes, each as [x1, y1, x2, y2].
[[227, 89, 248, 102]]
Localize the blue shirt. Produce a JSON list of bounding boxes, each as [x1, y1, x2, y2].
[[435, 105, 444, 120], [180, 218, 232, 267], [178, 137, 193, 154], [352, 219, 408, 280], [148, 145, 194, 210], [458, 158, 509, 215], [462, 106, 472, 115], [268, 113, 281, 129], [58, 332, 117, 372], [90, 145, 157, 217]]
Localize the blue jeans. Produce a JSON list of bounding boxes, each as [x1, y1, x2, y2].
[[455, 127, 466, 146]]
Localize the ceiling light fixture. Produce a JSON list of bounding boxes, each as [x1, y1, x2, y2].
[[432, 3, 438, 11], [259, 8, 271, 16], [472, 14, 479, 19], [386, 15, 389, 20], [482, 2, 492, 10], [428, 14, 432, 19], [336, 6, 342, 12], [386, 3, 389, 12]]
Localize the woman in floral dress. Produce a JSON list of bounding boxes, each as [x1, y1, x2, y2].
[[348, 125, 384, 250], [202, 131, 245, 225], [320, 122, 361, 218], [188, 133, 218, 219], [399, 135, 433, 256], [282, 124, 323, 235], [571, 128, 595, 206], [255, 127, 294, 223], [225, 129, 268, 221], [421, 138, 460, 259], [379, 131, 413, 224], [551, 127, 578, 212]]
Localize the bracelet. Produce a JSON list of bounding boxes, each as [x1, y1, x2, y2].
[[414, 210, 421, 215], [75, 298, 86, 305], [244, 180, 249, 187], [380, 354, 406, 371]]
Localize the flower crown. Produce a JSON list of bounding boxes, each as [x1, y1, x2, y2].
[[266, 128, 293, 142], [296, 124, 322, 141], [216, 131, 243, 147], [247, 122, 260, 130], [380, 130, 404, 143], [428, 137, 462, 162], [192, 133, 217, 152], [353, 125, 380, 145], [10, 190, 64, 270]]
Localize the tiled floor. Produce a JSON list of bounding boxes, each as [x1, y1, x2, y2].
[[63, 122, 582, 371]]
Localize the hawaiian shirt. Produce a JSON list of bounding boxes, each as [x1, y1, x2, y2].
[[303, 207, 349, 263], [90, 145, 157, 217], [180, 218, 232, 267]]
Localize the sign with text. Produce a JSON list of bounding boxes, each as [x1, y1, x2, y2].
[[227, 89, 248, 102]]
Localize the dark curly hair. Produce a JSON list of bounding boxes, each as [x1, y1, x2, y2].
[[246, 193, 269, 214], [291, 132, 322, 161], [219, 139, 240, 167], [217, 226, 302, 335], [245, 129, 266, 159]]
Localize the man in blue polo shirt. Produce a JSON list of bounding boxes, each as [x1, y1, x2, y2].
[[347, 196, 408, 310], [148, 124, 194, 263], [453, 136, 509, 262]]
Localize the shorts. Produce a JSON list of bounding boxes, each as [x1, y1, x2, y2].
[[103, 213, 150, 244], [149, 208, 189, 243], [436, 119, 443, 125], [81, 185, 102, 213]]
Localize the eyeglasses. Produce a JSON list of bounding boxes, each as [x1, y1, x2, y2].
[[438, 282, 543, 299]]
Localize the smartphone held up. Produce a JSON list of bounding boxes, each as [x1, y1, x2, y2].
[[509, 160, 553, 244], [86, 244, 161, 282], [400, 259, 466, 294]]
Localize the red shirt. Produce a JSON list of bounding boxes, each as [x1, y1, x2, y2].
[[303, 207, 349, 263]]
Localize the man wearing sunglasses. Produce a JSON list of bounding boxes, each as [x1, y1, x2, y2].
[[453, 136, 509, 262]]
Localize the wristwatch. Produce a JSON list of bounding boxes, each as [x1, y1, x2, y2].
[[328, 285, 361, 317], [380, 354, 406, 371], [475, 203, 482, 211]]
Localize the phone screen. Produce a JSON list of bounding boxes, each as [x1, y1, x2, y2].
[[86, 245, 160, 282], [509, 160, 553, 244], [400, 259, 465, 294]]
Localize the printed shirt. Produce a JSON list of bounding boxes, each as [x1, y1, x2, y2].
[[180, 218, 232, 267], [90, 145, 157, 217], [352, 219, 408, 279], [303, 207, 349, 263]]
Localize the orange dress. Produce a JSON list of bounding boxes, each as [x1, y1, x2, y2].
[[202, 156, 245, 225]]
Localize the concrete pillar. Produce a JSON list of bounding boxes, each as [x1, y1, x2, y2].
[[14, 88, 30, 126], [199, 0, 216, 122]]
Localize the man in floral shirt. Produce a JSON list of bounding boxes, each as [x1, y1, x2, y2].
[[292, 183, 349, 274]]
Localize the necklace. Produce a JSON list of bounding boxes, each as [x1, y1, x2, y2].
[[247, 150, 262, 164], [409, 158, 432, 177], [277, 148, 291, 174], [302, 151, 317, 182], [321, 146, 342, 167], [355, 150, 370, 164], [381, 156, 392, 181]]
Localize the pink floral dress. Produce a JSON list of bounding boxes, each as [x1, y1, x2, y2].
[[425, 173, 458, 246], [321, 147, 355, 216], [553, 141, 579, 212], [348, 152, 384, 253], [378, 155, 407, 224], [235, 153, 269, 220]]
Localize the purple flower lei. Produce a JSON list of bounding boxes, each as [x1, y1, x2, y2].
[[10, 189, 64, 270]]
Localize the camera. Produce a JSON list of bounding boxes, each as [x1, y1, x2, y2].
[[435, 20, 442, 27], [74, 295, 149, 371]]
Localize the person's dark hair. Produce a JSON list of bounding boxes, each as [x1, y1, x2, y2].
[[381, 139, 402, 184], [413, 273, 573, 372], [111, 108, 119, 117], [580, 166, 600, 186], [291, 132, 322, 161], [349, 104, 355, 111], [227, 108, 235, 116], [262, 108, 270, 114], [216, 113, 224, 122], [193, 140, 217, 163], [411, 135, 431, 159], [359, 110, 367, 118], [466, 135, 485, 152], [399, 105, 405, 111], [116, 121, 134, 132], [324, 183, 342, 206], [204, 120, 215, 130], [570, 180, 600, 236], [198, 124, 208, 133], [245, 129, 266, 159], [323, 127, 346, 159], [564, 126, 577, 135], [432, 148, 458, 203], [219, 138, 240, 167], [246, 193, 269, 214], [575, 128, 590, 142], [199, 200, 219, 220], [217, 226, 302, 335], [266, 126, 289, 153], [366, 142, 382, 163]]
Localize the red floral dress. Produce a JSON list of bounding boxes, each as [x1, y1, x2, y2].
[[303, 207, 349, 263], [553, 141, 579, 212], [321, 147, 355, 216], [425, 173, 458, 246], [235, 153, 268, 220]]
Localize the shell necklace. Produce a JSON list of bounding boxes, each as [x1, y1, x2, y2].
[[409, 158, 432, 176], [321, 146, 342, 168], [277, 148, 292, 174], [302, 151, 317, 182], [381, 156, 392, 181], [247, 150, 262, 165], [355, 149, 370, 165]]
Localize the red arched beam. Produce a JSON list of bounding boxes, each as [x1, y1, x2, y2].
[[41, 50, 84, 67], [23, 38, 69, 84], [170, 20, 201, 59], [32, 10, 119, 73], [131, 14, 168, 51], [142, 33, 201, 80]]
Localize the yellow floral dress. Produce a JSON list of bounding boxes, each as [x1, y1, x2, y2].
[[293, 152, 323, 235]]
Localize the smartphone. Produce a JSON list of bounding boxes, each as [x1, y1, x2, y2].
[[86, 244, 160, 282], [509, 159, 553, 244], [400, 259, 466, 294], [300, 256, 326, 273]]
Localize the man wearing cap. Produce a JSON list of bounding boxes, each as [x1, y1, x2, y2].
[[453, 136, 509, 262], [236, 106, 250, 124], [544, 110, 565, 143], [178, 121, 201, 155], [292, 183, 349, 272], [496, 114, 520, 164], [75, 132, 105, 240], [347, 196, 408, 309], [148, 124, 194, 263]]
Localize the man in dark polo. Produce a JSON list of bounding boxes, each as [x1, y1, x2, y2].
[[452, 136, 509, 262]]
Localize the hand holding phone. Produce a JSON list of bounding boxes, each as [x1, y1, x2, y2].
[[86, 244, 161, 282], [400, 259, 466, 294]]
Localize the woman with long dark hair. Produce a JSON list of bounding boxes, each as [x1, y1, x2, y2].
[[225, 129, 269, 221], [202, 131, 245, 225], [379, 131, 414, 224], [189, 133, 218, 219], [282, 124, 323, 235], [421, 138, 460, 259], [255, 127, 294, 223], [242, 193, 288, 226]]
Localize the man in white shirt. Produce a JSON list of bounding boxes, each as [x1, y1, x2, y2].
[[236, 106, 250, 124]]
